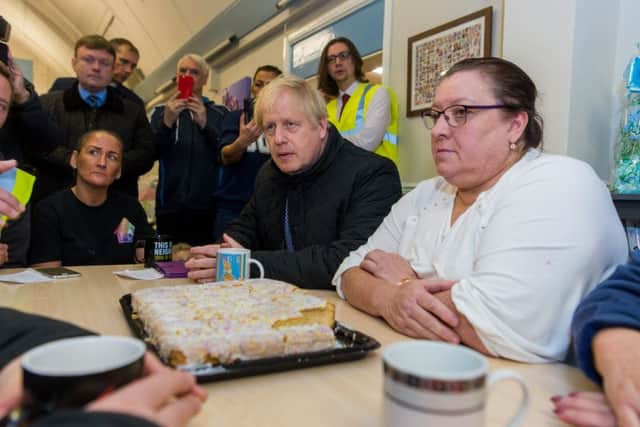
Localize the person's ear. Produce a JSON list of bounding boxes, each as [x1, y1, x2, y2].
[[318, 117, 329, 139], [70, 151, 78, 169], [507, 110, 529, 145]]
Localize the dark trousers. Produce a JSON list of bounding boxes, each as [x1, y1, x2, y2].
[[156, 210, 215, 246]]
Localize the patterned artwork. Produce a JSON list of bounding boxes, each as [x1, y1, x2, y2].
[[407, 8, 492, 116]]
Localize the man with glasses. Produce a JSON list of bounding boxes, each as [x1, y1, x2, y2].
[[49, 38, 144, 107], [17, 35, 154, 201], [317, 37, 398, 165]]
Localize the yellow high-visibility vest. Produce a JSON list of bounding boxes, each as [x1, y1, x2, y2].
[[326, 82, 398, 165]]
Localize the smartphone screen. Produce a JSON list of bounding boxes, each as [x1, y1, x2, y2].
[[177, 74, 194, 99], [243, 97, 254, 124]]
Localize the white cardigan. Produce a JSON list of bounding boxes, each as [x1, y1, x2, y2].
[[332, 149, 628, 363]]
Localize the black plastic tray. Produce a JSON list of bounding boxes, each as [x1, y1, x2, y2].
[[119, 294, 380, 382]]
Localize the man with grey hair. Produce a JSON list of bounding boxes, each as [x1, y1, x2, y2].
[[186, 75, 401, 289], [150, 53, 226, 245]]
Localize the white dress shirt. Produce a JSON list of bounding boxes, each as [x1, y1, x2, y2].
[[332, 149, 628, 363], [337, 81, 391, 152]]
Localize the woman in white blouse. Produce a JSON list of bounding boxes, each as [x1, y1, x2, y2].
[[332, 57, 628, 363]]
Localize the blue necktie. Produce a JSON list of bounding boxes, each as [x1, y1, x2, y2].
[[87, 94, 99, 109], [283, 197, 294, 252]]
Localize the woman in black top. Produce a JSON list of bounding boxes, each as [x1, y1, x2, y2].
[[30, 130, 154, 266]]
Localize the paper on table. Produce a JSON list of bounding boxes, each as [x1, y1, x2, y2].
[[0, 268, 52, 283], [114, 268, 164, 280]]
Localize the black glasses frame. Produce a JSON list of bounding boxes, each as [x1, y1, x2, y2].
[[326, 51, 352, 64], [421, 104, 515, 129]]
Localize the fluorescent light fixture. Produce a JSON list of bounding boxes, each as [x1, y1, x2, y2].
[[372, 66, 383, 75], [204, 35, 237, 62], [154, 78, 175, 95], [276, 0, 297, 10]]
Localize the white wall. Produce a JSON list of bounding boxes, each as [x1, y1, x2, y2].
[[387, 0, 503, 184], [503, 0, 576, 156], [504, 0, 640, 180], [567, 0, 620, 179]]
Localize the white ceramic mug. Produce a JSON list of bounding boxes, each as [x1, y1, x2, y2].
[[383, 341, 529, 427], [216, 248, 264, 281]]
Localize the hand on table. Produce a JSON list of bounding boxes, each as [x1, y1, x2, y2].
[[88, 353, 207, 427], [359, 249, 417, 285], [552, 392, 616, 427], [380, 279, 460, 343], [553, 328, 640, 427], [186, 234, 243, 282]]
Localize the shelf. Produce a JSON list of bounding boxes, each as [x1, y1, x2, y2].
[[611, 193, 640, 222]]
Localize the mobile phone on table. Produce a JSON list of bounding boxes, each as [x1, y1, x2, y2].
[[177, 74, 194, 99], [36, 267, 81, 279]]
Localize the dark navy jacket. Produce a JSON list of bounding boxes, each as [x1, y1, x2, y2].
[[150, 99, 226, 215], [572, 250, 638, 383], [214, 109, 270, 205]]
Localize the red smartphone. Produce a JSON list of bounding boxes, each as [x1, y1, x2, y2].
[[177, 74, 194, 99]]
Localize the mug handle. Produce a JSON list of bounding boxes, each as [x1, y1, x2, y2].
[[488, 369, 529, 427], [249, 258, 264, 279]]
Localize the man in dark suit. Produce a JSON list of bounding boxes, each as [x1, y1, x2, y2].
[[48, 38, 144, 107], [18, 35, 154, 201]]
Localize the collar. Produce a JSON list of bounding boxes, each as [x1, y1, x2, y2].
[[339, 81, 361, 97], [78, 85, 107, 108], [64, 82, 124, 113], [272, 125, 343, 184]]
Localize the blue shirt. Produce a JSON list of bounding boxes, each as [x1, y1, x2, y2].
[[77, 85, 107, 108], [572, 250, 639, 383]]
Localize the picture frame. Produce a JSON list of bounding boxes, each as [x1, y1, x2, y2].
[[406, 7, 492, 117]]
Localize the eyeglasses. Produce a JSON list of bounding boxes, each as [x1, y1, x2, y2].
[[78, 56, 113, 68], [421, 104, 515, 129], [327, 51, 351, 64]]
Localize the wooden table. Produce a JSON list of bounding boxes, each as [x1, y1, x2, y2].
[[1, 266, 597, 426]]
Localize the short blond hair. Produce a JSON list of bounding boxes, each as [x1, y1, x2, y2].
[[255, 74, 327, 129], [177, 53, 209, 80]]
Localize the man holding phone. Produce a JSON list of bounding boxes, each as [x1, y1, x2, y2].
[[213, 65, 281, 240], [150, 54, 226, 246]]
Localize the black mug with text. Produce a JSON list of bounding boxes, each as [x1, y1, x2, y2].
[[135, 234, 173, 267]]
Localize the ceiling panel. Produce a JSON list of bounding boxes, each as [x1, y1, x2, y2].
[[50, 0, 110, 35], [173, 0, 236, 34]]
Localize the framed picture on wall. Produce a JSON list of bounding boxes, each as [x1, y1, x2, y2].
[[406, 7, 492, 117]]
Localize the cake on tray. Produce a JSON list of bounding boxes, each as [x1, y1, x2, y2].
[[130, 279, 336, 366]]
